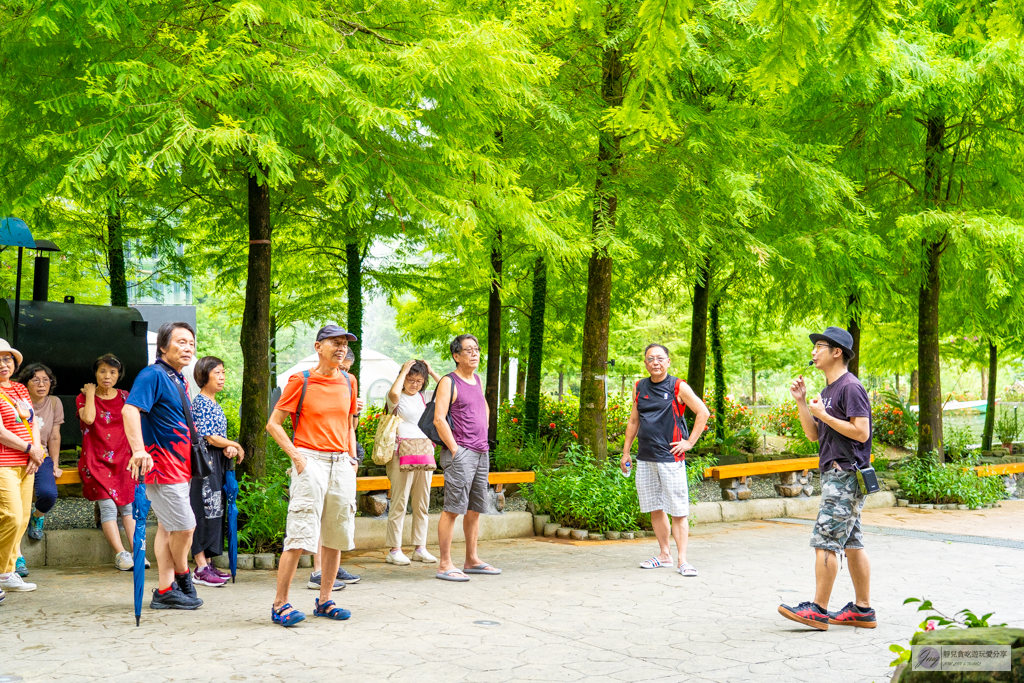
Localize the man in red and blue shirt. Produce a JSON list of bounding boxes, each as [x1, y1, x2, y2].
[[124, 322, 202, 611]]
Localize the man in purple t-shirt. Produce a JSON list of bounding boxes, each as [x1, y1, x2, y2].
[[778, 326, 876, 631], [432, 334, 500, 582]]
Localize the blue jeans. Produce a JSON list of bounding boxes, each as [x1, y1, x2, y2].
[[33, 457, 58, 514]]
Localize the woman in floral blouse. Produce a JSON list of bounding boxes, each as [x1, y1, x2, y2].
[[77, 354, 137, 571], [189, 356, 244, 587]]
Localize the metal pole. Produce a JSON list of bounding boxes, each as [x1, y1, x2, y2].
[[13, 246, 23, 347]]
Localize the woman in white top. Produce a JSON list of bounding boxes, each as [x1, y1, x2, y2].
[[384, 359, 441, 565]]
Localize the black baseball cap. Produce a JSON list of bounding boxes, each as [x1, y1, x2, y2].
[[809, 326, 855, 359], [316, 324, 357, 342]]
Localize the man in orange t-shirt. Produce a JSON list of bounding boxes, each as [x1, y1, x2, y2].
[[265, 325, 359, 626]]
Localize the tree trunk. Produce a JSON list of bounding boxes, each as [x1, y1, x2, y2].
[[751, 356, 757, 404], [485, 235, 502, 443], [107, 208, 128, 307], [576, 40, 622, 462], [847, 292, 860, 377], [710, 299, 726, 442], [558, 372, 564, 402], [269, 313, 277, 395], [895, 373, 900, 397], [500, 350, 510, 404], [982, 341, 998, 451], [686, 256, 710, 424], [346, 239, 362, 383], [980, 366, 988, 404], [522, 256, 547, 441], [239, 168, 272, 480], [910, 369, 919, 403], [516, 356, 527, 399], [918, 114, 945, 460]]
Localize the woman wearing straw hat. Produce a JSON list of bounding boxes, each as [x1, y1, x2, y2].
[[0, 338, 44, 599]]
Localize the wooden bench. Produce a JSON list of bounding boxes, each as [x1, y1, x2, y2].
[[58, 468, 536, 492], [705, 456, 875, 501], [975, 462, 1024, 477]]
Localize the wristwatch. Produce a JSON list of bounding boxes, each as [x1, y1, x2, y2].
[[23, 442, 32, 453]]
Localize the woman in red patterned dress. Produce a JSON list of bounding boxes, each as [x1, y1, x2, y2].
[[77, 354, 137, 571]]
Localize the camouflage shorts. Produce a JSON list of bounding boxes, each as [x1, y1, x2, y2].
[[810, 469, 866, 555]]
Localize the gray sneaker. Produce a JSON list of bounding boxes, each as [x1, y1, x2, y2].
[[307, 572, 344, 591]]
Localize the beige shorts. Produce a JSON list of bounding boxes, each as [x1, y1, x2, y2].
[[283, 449, 357, 554]]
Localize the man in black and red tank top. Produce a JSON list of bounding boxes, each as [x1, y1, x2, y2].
[[621, 344, 710, 577]]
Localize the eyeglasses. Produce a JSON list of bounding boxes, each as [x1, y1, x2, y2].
[[645, 356, 668, 363], [29, 377, 51, 385], [813, 343, 832, 351], [461, 347, 481, 356], [0, 356, 15, 365]]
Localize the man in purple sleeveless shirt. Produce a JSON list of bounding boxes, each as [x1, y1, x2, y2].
[[432, 334, 501, 581]]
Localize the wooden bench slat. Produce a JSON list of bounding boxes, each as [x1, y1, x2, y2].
[[709, 457, 820, 480], [975, 462, 1024, 476], [58, 470, 535, 490]]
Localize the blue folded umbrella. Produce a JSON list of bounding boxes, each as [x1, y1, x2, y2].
[[132, 479, 151, 626], [224, 464, 239, 583]]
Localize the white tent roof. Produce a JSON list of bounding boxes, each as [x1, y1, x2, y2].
[[277, 347, 401, 402]]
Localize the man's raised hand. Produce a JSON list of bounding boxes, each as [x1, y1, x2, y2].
[[789, 376, 808, 402]]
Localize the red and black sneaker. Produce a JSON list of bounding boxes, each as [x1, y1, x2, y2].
[[778, 601, 829, 630], [828, 602, 877, 628]]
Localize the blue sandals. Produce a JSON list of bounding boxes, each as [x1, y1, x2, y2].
[[313, 598, 351, 620], [271, 603, 306, 627]]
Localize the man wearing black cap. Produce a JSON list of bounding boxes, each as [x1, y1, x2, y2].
[[778, 326, 876, 631], [265, 324, 360, 626]]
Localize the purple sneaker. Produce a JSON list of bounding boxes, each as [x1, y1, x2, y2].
[[193, 565, 227, 587], [210, 566, 232, 579]]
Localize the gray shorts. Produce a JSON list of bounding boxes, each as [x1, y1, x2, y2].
[[810, 469, 866, 555], [97, 499, 132, 524], [440, 446, 489, 515], [146, 482, 196, 532]]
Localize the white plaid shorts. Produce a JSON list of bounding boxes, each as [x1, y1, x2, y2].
[[636, 460, 690, 517]]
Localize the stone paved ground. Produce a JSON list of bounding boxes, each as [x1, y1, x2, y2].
[[4, 515, 1023, 683]]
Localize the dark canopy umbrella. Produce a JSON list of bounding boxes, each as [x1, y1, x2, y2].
[[131, 478, 151, 626], [223, 459, 239, 583]]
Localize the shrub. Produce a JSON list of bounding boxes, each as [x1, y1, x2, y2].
[[357, 403, 386, 459], [705, 394, 760, 451], [995, 406, 1022, 444], [493, 436, 564, 472], [761, 402, 801, 437], [236, 443, 293, 554], [523, 444, 645, 531], [873, 402, 914, 448], [522, 445, 716, 532], [894, 452, 1004, 507], [500, 394, 580, 447], [941, 421, 974, 460]]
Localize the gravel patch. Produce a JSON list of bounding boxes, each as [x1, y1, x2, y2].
[[694, 472, 822, 503]]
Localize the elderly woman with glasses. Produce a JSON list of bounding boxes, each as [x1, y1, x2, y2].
[[9, 363, 64, 577], [0, 339, 44, 597]]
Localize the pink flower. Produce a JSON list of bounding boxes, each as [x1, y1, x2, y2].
[[925, 621, 936, 631]]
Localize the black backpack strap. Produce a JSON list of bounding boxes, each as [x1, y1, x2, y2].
[[340, 370, 353, 411], [294, 370, 311, 434]]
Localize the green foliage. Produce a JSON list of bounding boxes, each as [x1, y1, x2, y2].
[[706, 395, 760, 452], [995, 406, 1022, 444], [894, 453, 1005, 507], [522, 444, 646, 532], [500, 395, 580, 448], [889, 597, 1007, 667], [494, 436, 564, 472], [941, 422, 974, 461], [235, 443, 292, 554], [873, 402, 915, 449], [761, 402, 801, 437], [357, 403, 386, 461]]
